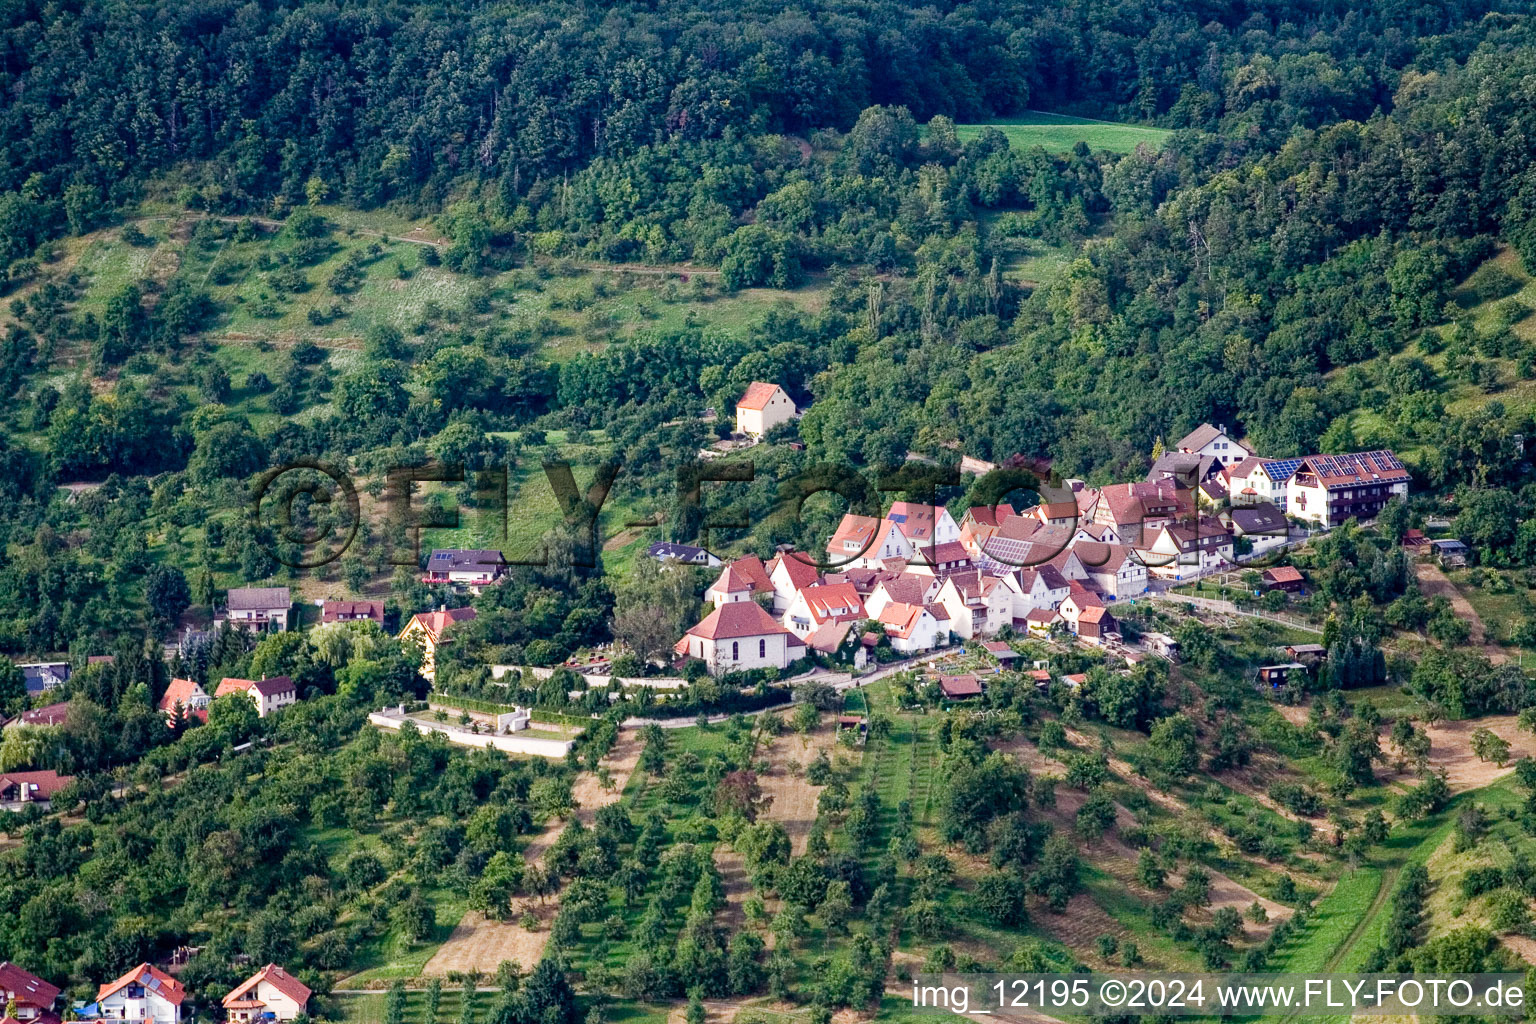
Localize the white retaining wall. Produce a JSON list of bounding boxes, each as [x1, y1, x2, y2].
[[368, 712, 575, 758]]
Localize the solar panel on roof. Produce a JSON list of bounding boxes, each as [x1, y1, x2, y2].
[[1263, 458, 1303, 480], [888, 513, 907, 523]]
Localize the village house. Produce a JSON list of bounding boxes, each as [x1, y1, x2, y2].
[[646, 542, 722, 567], [1071, 521, 1125, 545], [1058, 583, 1118, 644], [222, 963, 313, 1022], [0, 770, 73, 810], [817, 566, 904, 598], [91, 964, 185, 1023], [215, 676, 299, 718], [1147, 451, 1224, 493], [804, 620, 867, 668], [3, 701, 69, 730], [675, 601, 806, 675], [1029, 498, 1080, 528], [1222, 501, 1290, 558], [0, 961, 59, 1022], [1226, 456, 1298, 509], [825, 513, 907, 568], [1139, 517, 1235, 577], [864, 573, 942, 619], [735, 381, 797, 437], [1000, 564, 1072, 622], [1070, 541, 1148, 599], [18, 662, 68, 696], [885, 500, 961, 559], [935, 570, 1012, 639], [1175, 423, 1253, 465], [972, 515, 1074, 569], [1091, 480, 1190, 546], [321, 599, 385, 625], [766, 551, 820, 612], [423, 549, 505, 586], [399, 606, 478, 681], [876, 601, 944, 654], [158, 678, 211, 726], [1286, 451, 1411, 528], [959, 504, 1019, 552], [1023, 607, 1060, 637], [905, 540, 973, 577], [705, 555, 774, 608], [782, 582, 865, 639], [226, 587, 292, 631]]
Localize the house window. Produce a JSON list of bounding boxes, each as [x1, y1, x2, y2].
[[732, 641, 739, 660], [759, 638, 766, 658]]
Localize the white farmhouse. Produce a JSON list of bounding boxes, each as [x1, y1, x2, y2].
[[735, 382, 796, 437]]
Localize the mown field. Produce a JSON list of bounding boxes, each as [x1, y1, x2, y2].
[[954, 111, 1173, 154]]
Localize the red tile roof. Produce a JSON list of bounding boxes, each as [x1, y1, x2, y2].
[[223, 963, 312, 1011], [826, 513, 881, 559], [805, 620, 856, 654], [886, 501, 943, 542], [737, 382, 785, 411], [876, 601, 930, 639], [158, 678, 206, 714], [686, 601, 794, 641], [0, 770, 73, 798], [767, 551, 820, 592], [322, 600, 385, 623], [1264, 565, 1304, 583], [97, 963, 184, 1007], [407, 606, 477, 640], [800, 583, 864, 624], [0, 961, 59, 1009], [711, 555, 773, 595], [10, 701, 69, 727]]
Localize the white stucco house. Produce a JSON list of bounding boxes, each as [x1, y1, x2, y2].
[[782, 582, 865, 639], [223, 963, 312, 1022], [766, 551, 820, 612], [875, 601, 943, 654], [1175, 423, 1252, 465], [735, 382, 797, 437], [935, 571, 1012, 639], [94, 963, 186, 1023], [675, 601, 807, 675], [214, 676, 299, 717]]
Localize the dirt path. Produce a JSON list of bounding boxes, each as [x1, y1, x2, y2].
[[1414, 562, 1507, 663], [420, 733, 641, 977]]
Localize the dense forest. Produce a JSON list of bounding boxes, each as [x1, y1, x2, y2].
[[0, 0, 1532, 653]]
